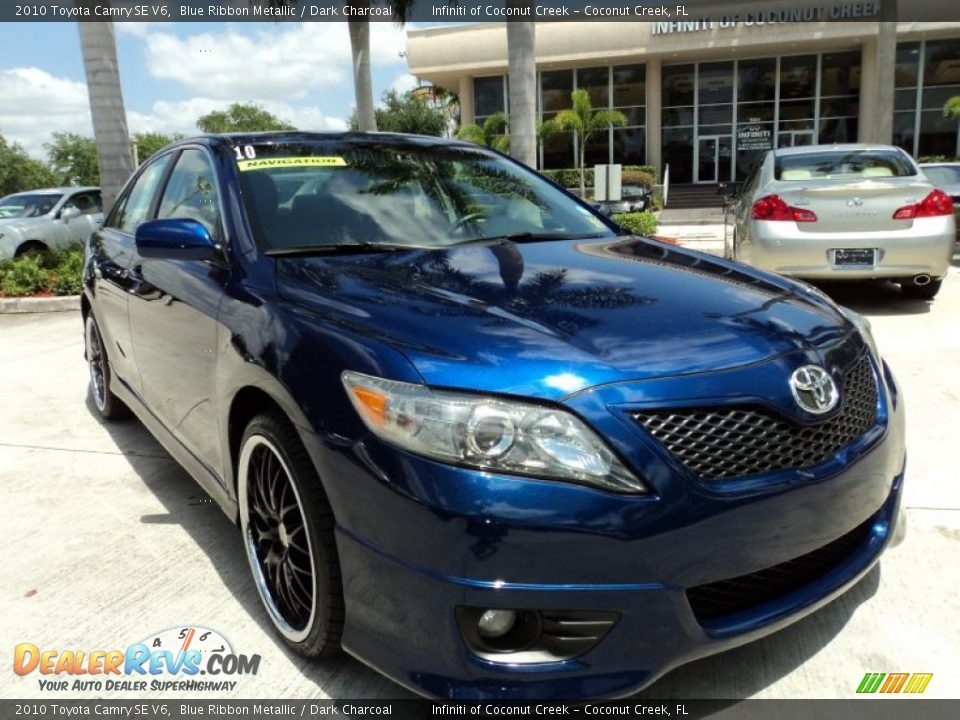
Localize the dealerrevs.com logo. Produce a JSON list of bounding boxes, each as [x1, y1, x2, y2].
[[13, 626, 261, 693]]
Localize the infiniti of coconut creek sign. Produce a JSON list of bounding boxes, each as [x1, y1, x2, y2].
[[652, 1, 879, 33]]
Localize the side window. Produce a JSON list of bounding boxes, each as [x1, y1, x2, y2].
[[62, 191, 102, 216], [157, 149, 222, 239], [108, 154, 173, 233]]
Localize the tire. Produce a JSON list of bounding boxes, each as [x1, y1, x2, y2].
[[15, 241, 48, 258], [238, 412, 343, 657], [901, 279, 942, 300], [85, 314, 130, 420]]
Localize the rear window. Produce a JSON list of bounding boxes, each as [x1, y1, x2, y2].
[[775, 149, 916, 181]]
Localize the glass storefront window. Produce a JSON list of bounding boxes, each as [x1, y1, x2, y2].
[[584, 131, 611, 167], [821, 51, 861, 96], [820, 96, 858, 118], [738, 101, 775, 123], [819, 117, 857, 144], [542, 131, 574, 170], [893, 111, 916, 155], [613, 64, 645, 107], [895, 89, 917, 112], [738, 58, 776, 102], [663, 127, 694, 183], [663, 64, 695, 106], [896, 42, 921, 88], [542, 70, 573, 113], [921, 84, 960, 111], [698, 62, 734, 105], [698, 104, 732, 126], [918, 109, 959, 157], [663, 106, 694, 126], [613, 128, 645, 165], [473, 76, 505, 122], [924, 39, 960, 86], [577, 67, 609, 109], [778, 98, 815, 121], [780, 55, 817, 99], [617, 106, 645, 126]]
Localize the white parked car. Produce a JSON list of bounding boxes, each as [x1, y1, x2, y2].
[[725, 145, 955, 300], [0, 187, 103, 260]]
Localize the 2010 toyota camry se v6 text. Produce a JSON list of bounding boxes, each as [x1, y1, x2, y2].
[[82, 132, 905, 699]]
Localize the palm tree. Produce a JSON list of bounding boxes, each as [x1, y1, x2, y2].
[[546, 90, 627, 198], [348, 4, 376, 131], [455, 112, 509, 152], [506, 18, 536, 168], [77, 16, 134, 210], [945, 96, 960, 122]]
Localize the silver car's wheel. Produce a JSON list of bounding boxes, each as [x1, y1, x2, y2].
[[237, 413, 343, 655]]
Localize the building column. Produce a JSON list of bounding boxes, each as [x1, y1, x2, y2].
[[859, 38, 879, 142], [646, 57, 662, 176], [874, 6, 897, 144], [459, 75, 475, 127]]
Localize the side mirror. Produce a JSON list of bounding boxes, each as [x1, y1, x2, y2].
[[60, 207, 81, 222], [135, 219, 218, 261], [717, 182, 738, 198]]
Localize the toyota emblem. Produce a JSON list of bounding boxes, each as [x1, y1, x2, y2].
[[789, 365, 839, 415]]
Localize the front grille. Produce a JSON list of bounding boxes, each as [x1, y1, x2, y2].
[[686, 517, 873, 622], [632, 354, 878, 481]]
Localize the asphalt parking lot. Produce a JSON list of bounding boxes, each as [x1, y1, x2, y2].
[[2, 261, 959, 700]]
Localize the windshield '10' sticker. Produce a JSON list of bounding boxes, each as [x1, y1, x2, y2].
[[236, 156, 348, 171]]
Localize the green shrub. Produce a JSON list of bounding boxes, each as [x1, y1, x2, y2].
[[51, 247, 84, 296], [612, 211, 658, 237], [0, 254, 49, 296], [917, 155, 959, 163], [0, 244, 84, 297], [540, 164, 658, 190]]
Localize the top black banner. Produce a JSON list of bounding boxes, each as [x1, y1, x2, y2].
[[4, 0, 959, 24]]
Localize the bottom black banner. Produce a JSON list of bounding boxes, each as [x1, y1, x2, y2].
[[2, 700, 958, 720]]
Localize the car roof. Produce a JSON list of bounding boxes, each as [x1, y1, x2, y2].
[[773, 143, 907, 158], [6, 187, 99, 196], [175, 130, 474, 151], [919, 162, 960, 167]]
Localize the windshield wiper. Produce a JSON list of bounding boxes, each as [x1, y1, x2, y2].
[[265, 242, 431, 257]]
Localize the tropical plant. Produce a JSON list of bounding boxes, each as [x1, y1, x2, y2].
[[77, 14, 135, 210], [196, 103, 295, 133], [133, 132, 181, 163], [455, 113, 510, 153], [612, 211, 658, 237], [45, 133, 100, 186], [350, 89, 446, 136], [545, 89, 628, 198], [0, 136, 58, 196], [944, 95, 960, 122]]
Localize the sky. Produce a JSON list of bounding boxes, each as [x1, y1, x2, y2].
[[0, 21, 420, 158]]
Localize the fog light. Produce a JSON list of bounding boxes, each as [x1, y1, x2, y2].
[[477, 609, 516, 639]]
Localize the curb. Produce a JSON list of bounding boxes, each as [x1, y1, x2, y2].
[[0, 295, 80, 314]]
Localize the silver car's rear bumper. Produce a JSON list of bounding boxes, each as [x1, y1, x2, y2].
[[740, 216, 956, 280]]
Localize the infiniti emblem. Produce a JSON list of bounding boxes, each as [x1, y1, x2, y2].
[[789, 365, 839, 415], [847, 197, 864, 207]]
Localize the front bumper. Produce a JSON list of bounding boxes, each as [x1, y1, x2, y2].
[[305, 351, 906, 699], [741, 215, 955, 280]]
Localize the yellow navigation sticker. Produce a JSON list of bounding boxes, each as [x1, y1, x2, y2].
[[237, 156, 347, 171]]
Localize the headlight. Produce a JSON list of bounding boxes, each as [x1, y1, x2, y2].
[[342, 371, 647, 494], [840, 306, 881, 360]]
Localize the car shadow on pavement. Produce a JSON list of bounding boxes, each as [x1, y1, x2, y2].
[[85, 392, 410, 699], [811, 280, 932, 316], [87, 391, 883, 702]]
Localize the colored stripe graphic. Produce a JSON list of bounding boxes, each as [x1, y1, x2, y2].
[[857, 672, 932, 694]]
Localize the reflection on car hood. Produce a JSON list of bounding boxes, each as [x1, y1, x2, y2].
[[275, 237, 851, 400], [0, 216, 47, 230]]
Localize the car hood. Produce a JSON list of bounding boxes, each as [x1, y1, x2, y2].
[[0, 216, 45, 232], [275, 237, 851, 400]]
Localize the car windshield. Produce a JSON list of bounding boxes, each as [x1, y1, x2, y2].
[[774, 150, 916, 181], [234, 140, 615, 252], [0, 193, 62, 218], [923, 165, 960, 187]]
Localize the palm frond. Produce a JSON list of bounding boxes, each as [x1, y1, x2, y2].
[[551, 109, 583, 133], [944, 95, 960, 121], [454, 124, 485, 145], [589, 109, 629, 131]]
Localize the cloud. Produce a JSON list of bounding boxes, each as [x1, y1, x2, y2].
[[390, 73, 419, 96], [139, 23, 407, 101], [0, 67, 347, 159], [0, 68, 92, 156]]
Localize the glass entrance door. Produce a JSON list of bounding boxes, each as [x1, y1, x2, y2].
[[697, 135, 733, 183]]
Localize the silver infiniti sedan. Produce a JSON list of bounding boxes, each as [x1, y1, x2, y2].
[[726, 144, 955, 300]]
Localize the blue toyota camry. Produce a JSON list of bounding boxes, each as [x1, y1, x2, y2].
[[82, 132, 905, 699]]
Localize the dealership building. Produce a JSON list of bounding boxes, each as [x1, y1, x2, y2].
[[406, 7, 960, 184]]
